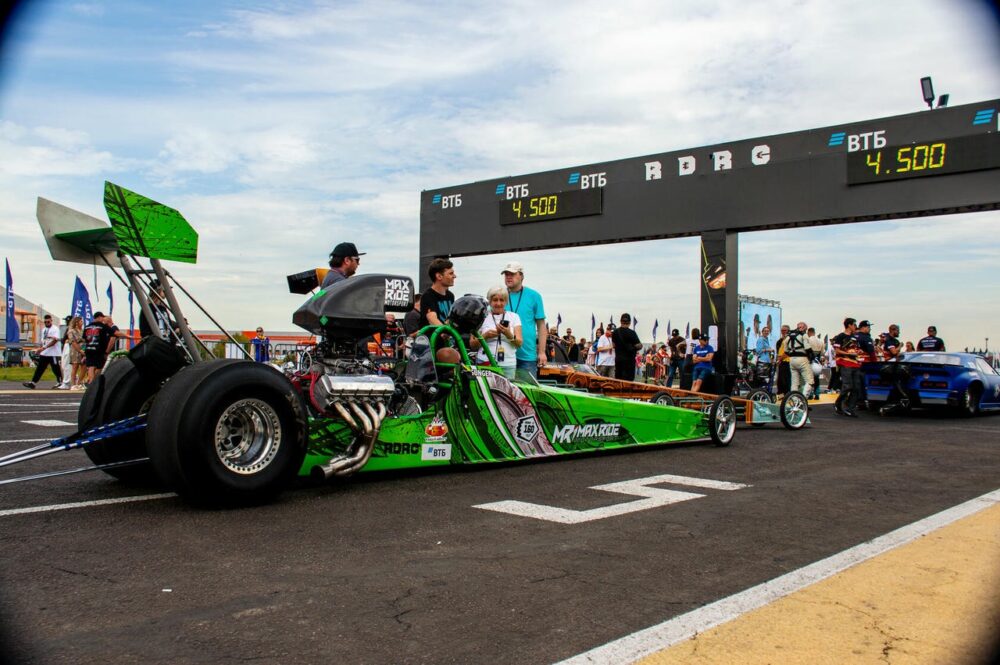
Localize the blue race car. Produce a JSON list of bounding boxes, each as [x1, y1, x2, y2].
[[864, 352, 1000, 416]]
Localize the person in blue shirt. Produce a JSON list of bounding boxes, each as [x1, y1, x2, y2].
[[754, 327, 773, 364], [691, 334, 715, 392], [251, 327, 271, 363], [502, 260, 546, 379]]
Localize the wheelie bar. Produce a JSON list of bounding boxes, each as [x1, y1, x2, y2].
[[0, 414, 148, 469]]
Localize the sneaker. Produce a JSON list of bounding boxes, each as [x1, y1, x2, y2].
[[71, 384, 85, 391], [22, 381, 35, 389], [55, 384, 70, 390]]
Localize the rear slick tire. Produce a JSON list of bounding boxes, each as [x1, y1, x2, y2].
[[146, 360, 308, 506], [78, 358, 160, 483]]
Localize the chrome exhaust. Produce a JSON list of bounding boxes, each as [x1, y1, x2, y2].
[[311, 398, 387, 481]]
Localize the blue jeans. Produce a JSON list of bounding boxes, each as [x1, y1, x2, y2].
[[666, 359, 682, 386], [515, 358, 538, 379]]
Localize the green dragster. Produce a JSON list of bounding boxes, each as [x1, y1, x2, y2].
[[22, 182, 737, 506], [301, 338, 723, 477]]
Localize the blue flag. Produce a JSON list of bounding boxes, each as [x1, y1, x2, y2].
[[556, 313, 562, 330], [128, 290, 135, 349], [632, 314, 638, 329], [106, 281, 113, 316], [685, 322, 690, 337], [71, 277, 93, 324], [652, 319, 659, 342], [5, 259, 20, 345], [590, 313, 595, 334]]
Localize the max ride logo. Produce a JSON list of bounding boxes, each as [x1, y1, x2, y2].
[[551, 422, 622, 444]]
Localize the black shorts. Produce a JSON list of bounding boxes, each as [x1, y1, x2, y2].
[[84, 352, 106, 369]]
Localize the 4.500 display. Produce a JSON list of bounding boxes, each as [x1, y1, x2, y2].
[[847, 132, 999, 185], [499, 188, 603, 225]]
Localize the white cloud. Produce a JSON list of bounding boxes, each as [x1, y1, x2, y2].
[[0, 0, 998, 350]]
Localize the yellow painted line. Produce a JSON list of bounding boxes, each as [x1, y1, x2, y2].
[[558, 490, 1000, 664], [640, 502, 1000, 664], [0, 389, 76, 395]]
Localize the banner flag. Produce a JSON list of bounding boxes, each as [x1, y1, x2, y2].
[[71, 277, 93, 324], [128, 290, 135, 349], [106, 281, 114, 316], [590, 313, 595, 334], [652, 319, 659, 342], [667, 319, 671, 336], [5, 259, 20, 345], [632, 314, 638, 328], [685, 322, 690, 337], [556, 313, 562, 330]]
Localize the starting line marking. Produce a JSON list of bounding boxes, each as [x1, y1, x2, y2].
[[555, 487, 1000, 664], [20, 420, 75, 427], [0, 493, 176, 518], [473, 474, 749, 524]]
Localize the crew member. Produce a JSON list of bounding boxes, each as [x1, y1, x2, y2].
[[502, 261, 546, 379], [419, 258, 455, 328], [917, 326, 946, 351], [321, 242, 365, 288]]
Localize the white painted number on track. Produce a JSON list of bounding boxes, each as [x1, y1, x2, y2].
[[20, 420, 74, 427], [473, 474, 748, 524]]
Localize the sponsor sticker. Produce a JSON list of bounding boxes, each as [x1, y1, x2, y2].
[[424, 414, 448, 442], [551, 422, 622, 444], [384, 278, 412, 308], [514, 415, 540, 445], [421, 443, 452, 461]]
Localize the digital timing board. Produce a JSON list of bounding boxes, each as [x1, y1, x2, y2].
[[420, 99, 1000, 265]]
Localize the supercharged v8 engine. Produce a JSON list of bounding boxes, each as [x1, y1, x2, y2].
[[291, 273, 416, 478]]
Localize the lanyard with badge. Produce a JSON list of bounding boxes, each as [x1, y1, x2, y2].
[[491, 313, 506, 362]]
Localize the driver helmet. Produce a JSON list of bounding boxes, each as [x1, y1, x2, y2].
[[446, 295, 489, 333]]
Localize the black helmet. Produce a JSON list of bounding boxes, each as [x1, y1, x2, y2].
[[447, 295, 489, 333]]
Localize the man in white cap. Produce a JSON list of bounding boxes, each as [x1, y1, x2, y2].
[[501, 261, 546, 379]]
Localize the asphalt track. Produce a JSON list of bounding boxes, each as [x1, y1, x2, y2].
[[0, 384, 998, 664]]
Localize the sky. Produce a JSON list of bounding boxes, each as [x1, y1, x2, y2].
[[0, 0, 998, 350]]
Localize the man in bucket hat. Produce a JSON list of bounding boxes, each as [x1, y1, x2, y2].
[[501, 260, 546, 379]]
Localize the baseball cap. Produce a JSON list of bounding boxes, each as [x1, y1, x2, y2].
[[93, 311, 105, 318], [699, 334, 709, 341], [858, 320, 872, 328], [620, 313, 631, 323], [63, 315, 72, 322], [500, 261, 524, 274], [330, 242, 365, 259], [606, 323, 616, 331]]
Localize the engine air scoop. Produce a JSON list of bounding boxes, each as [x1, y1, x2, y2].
[[293, 274, 415, 340]]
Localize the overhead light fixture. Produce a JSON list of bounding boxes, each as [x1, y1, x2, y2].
[[936, 94, 950, 108], [920, 76, 935, 109]]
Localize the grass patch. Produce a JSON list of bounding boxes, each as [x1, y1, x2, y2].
[[0, 366, 39, 381]]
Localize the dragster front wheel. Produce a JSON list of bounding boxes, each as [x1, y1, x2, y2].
[[649, 391, 675, 407], [708, 396, 736, 447], [780, 391, 809, 430], [146, 360, 308, 506]]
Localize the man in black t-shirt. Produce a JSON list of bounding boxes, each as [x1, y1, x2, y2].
[[883, 324, 901, 360], [419, 259, 456, 329], [83, 312, 112, 382], [666, 329, 685, 387], [402, 293, 422, 337], [611, 313, 642, 381], [917, 326, 945, 351]]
